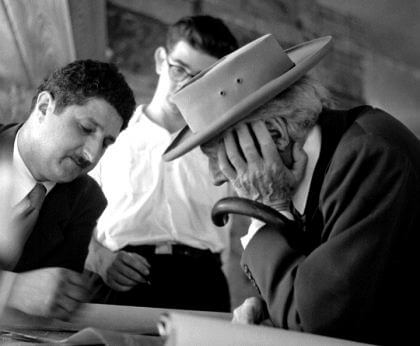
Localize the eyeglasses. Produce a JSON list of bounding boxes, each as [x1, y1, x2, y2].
[[165, 55, 197, 82]]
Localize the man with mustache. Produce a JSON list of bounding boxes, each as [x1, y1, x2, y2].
[[162, 34, 420, 344], [0, 59, 135, 320]]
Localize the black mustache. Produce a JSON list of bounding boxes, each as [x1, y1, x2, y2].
[[73, 156, 91, 169]]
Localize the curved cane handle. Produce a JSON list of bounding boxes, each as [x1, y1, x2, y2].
[[211, 197, 294, 228]]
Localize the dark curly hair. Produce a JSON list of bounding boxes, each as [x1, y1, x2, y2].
[[166, 15, 238, 59], [30, 60, 136, 130]]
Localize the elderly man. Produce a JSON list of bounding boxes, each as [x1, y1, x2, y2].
[[162, 34, 420, 345], [0, 60, 135, 320]]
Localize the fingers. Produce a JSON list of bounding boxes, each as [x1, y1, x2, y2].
[[220, 123, 269, 184], [107, 266, 146, 291], [62, 271, 90, 302], [223, 130, 247, 173], [232, 296, 267, 325], [106, 252, 151, 291], [41, 269, 88, 320], [236, 123, 261, 164], [249, 121, 281, 163], [226, 121, 282, 167], [123, 252, 151, 272], [217, 137, 236, 181], [232, 303, 255, 324], [7, 268, 89, 321], [51, 295, 83, 321]]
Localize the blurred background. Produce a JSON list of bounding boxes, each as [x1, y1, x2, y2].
[[1, 0, 419, 308]]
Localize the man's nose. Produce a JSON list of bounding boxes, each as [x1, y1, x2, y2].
[[212, 172, 228, 186], [82, 138, 103, 165], [209, 159, 227, 186]]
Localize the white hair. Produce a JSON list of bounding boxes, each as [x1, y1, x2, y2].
[[250, 76, 333, 142]]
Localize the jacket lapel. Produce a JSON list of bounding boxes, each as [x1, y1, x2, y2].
[[15, 183, 71, 271], [304, 107, 372, 242]]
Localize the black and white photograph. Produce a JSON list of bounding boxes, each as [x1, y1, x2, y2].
[[1, 1, 419, 345]]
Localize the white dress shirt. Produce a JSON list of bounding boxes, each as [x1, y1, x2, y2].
[[91, 105, 233, 253], [241, 125, 321, 248]]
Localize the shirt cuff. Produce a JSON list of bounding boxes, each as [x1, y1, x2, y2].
[[240, 211, 295, 250], [241, 218, 265, 249]]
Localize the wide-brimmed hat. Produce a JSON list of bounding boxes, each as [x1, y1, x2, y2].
[[162, 33, 332, 161]]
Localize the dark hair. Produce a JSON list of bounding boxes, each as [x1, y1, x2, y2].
[[166, 15, 238, 59], [30, 60, 135, 130]]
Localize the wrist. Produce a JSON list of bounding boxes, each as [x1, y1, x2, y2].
[[265, 200, 292, 214], [265, 200, 304, 226]]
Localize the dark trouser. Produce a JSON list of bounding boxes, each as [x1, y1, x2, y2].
[[91, 244, 231, 312]]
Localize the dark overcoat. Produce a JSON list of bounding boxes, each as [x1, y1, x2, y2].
[[242, 106, 420, 345], [0, 123, 106, 272]]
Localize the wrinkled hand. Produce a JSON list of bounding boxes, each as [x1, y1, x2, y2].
[[100, 250, 151, 291], [218, 121, 307, 212], [7, 267, 89, 320], [232, 296, 269, 325]]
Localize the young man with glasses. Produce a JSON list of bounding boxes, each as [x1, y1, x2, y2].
[[85, 15, 239, 312]]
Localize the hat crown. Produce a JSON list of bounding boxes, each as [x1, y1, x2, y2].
[[173, 34, 294, 133]]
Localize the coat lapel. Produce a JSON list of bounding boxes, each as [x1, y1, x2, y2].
[[304, 107, 372, 244], [14, 183, 71, 271]]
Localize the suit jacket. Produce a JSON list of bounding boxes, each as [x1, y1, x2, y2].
[[0, 123, 107, 272], [241, 106, 420, 345]]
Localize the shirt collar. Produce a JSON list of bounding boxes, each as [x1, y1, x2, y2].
[[12, 129, 55, 206], [292, 124, 321, 215]]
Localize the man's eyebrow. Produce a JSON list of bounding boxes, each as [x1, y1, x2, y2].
[[104, 135, 117, 145], [85, 118, 117, 143], [86, 118, 102, 129], [168, 56, 195, 72], [169, 56, 189, 67]]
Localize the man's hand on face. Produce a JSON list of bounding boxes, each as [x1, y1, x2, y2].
[[7, 267, 90, 320], [100, 250, 151, 291], [218, 120, 307, 213], [232, 296, 269, 325]]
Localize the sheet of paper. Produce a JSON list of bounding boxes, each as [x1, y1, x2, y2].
[[0, 327, 163, 345], [0, 303, 231, 334], [158, 312, 374, 346]]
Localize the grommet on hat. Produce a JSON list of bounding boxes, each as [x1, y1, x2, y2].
[[163, 33, 333, 161]]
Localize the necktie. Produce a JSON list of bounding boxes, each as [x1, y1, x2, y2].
[[27, 183, 47, 213], [4, 184, 47, 269], [20, 183, 47, 236]]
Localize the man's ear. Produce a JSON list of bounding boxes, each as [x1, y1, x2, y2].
[[267, 117, 290, 151], [154, 47, 166, 75], [35, 91, 55, 120]]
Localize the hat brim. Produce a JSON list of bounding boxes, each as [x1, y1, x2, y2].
[[163, 35, 332, 161]]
